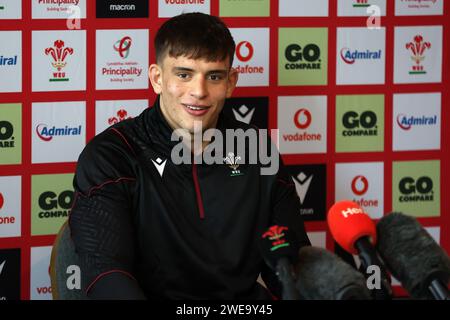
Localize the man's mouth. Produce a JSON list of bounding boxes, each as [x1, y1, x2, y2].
[[182, 104, 211, 116]]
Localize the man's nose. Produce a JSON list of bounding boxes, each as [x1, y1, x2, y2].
[[189, 76, 208, 99]]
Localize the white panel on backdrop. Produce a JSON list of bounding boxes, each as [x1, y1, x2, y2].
[[0, 31, 21, 93], [0, 176, 21, 238], [32, 0, 86, 19], [158, 0, 210, 17], [337, 0, 386, 17], [30, 246, 52, 300], [395, 0, 443, 16], [32, 30, 86, 92], [335, 162, 384, 219], [394, 26, 443, 84], [306, 232, 327, 249], [277, 96, 327, 155], [95, 100, 149, 135], [32, 101, 86, 164], [230, 28, 269, 87], [393, 93, 441, 151], [279, 0, 328, 17], [336, 27, 386, 85], [0, 0, 21, 19], [96, 29, 149, 90]]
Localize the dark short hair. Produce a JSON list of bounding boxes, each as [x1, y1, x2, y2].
[[155, 12, 235, 67]]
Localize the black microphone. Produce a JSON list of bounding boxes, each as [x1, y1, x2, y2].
[[295, 246, 372, 300], [259, 225, 300, 300], [376, 212, 450, 300]]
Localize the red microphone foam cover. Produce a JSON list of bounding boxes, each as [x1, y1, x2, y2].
[[327, 200, 377, 254]]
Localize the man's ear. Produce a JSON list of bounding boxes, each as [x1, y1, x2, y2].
[[149, 64, 162, 95], [226, 67, 239, 98]]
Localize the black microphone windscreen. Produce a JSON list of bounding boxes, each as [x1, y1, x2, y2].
[[295, 246, 371, 300], [376, 212, 450, 299]]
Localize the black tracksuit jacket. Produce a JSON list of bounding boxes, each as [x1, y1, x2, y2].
[[69, 97, 310, 299]]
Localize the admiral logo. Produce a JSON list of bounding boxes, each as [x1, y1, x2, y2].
[[399, 176, 434, 203], [235, 41, 264, 75], [351, 175, 379, 208], [342, 110, 378, 136], [108, 109, 132, 125], [36, 124, 82, 142], [396, 114, 437, 131], [353, 0, 370, 7], [0, 120, 15, 148], [232, 105, 255, 124], [406, 35, 431, 75], [284, 43, 322, 70], [96, 1, 149, 18], [45, 40, 73, 82], [38, 190, 73, 219], [340, 48, 382, 64], [283, 108, 322, 142], [0, 55, 17, 66]]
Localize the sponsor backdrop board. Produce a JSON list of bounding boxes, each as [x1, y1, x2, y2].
[[0, 0, 448, 299]]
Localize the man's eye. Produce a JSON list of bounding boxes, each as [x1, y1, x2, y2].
[[177, 73, 190, 79], [209, 74, 223, 81]]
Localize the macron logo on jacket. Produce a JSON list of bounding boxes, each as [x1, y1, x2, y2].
[[152, 157, 167, 177]]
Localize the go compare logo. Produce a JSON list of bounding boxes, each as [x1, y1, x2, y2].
[[32, 173, 74, 236], [278, 28, 328, 86], [393, 160, 440, 218]]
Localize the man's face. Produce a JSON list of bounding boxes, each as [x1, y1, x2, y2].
[[149, 55, 238, 133]]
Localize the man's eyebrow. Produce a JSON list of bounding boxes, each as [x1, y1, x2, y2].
[[172, 67, 228, 74]]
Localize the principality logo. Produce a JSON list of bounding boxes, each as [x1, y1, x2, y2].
[[262, 225, 290, 251], [108, 109, 132, 125], [45, 40, 74, 82], [353, 0, 370, 7], [406, 35, 431, 75], [224, 152, 244, 177], [351, 175, 369, 196], [114, 36, 132, 59]]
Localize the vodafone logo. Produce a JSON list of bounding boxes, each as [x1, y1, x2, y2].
[[236, 41, 254, 62], [294, 109, 312, 130], [351, 175, 369, 196], [0, 192, 4, 210]]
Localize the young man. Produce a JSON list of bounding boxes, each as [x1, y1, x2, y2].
[[69, 12, 310, 299]]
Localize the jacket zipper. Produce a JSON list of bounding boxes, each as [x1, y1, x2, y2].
[[192, 163, 205, 220]]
